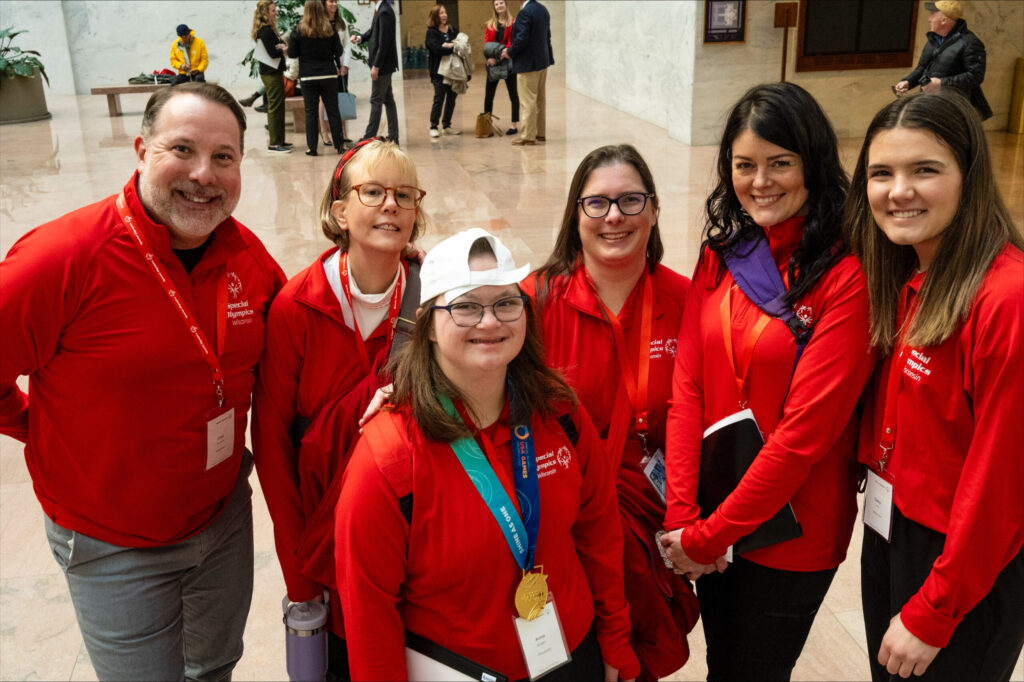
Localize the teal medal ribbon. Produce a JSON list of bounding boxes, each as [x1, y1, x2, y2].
[[438, 391, 540, 571]]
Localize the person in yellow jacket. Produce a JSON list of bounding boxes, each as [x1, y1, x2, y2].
[[170, 24, 208, 85]]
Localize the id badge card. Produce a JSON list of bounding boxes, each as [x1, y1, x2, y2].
[[642, 448, 667, 504], [513, 594, 570, 680], [863, 469, 894, 541], [205, 405, 235, 470]]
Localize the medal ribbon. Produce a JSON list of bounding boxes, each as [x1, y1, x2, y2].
[[115, 190, 228, 407], [877, 280, 919, 474], [338, 252, 404, 373], [586, 269, 654, 434], [439, 391, 540, 571], [720, 286, 772, 407]]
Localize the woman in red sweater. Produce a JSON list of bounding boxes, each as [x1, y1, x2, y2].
[[483, 0, 519, 135], [660, 82, 875, 680], [252, 138, 427, 678], [522, 144, 698, 680], [845, 91, 1024, 681], [336, 229, 640, 681]]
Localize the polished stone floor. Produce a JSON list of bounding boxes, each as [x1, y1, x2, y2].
[[1, 72, 1022, 681]]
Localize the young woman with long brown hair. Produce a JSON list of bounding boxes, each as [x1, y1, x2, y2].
[[845, 90, 1024, 681]]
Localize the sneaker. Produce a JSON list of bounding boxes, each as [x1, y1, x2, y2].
[[443, 127, 461, 136], [506, 128, 517, 136], [281, 142, 294, 148], [429, 128, 440, 139], [305, 149, 318, 156], [268, 145, 292, 153]]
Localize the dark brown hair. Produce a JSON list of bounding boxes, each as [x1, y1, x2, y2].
[[843, 90, 1023, 351], [141, 83, 247, 153], [389, 242, 575, 441], [426, 4, 447, 29], [536, 144, 664, 290]]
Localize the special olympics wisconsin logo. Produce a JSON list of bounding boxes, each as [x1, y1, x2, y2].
[[227, 272, 243, 299], [556, 446, 572, 470]]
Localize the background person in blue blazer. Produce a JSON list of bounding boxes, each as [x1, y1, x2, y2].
[[502, 0, 553, 146], [351, 0, 400, 144]]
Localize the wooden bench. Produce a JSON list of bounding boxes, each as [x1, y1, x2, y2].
[[285, 96, 306, 132], [91, 84, 170, 117]]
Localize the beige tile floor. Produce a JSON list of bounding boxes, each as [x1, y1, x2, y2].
[[1, 72, 1022, 681]]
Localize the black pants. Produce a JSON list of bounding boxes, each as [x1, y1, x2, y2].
[[326, 632, 351, 682], [484, 71, 519, 122], [363, 71, 398, 142], [696, 556, 836, 681], [861, 506, 1024, 682], [171, 72, 205, 86], [512, 625, 603, 682], [302, 77, 342, 153], [429, 79, 458, 130]]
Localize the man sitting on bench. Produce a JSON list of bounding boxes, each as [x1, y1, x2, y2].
[[170, 24, 208, 86]]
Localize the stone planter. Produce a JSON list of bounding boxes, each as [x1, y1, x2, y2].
[[0, 68, 51, 125]]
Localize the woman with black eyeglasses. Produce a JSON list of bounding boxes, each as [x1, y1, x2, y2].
[[336, 228, 640, 681], [253, 138, 427, 679], [521, 144, 699, 681]]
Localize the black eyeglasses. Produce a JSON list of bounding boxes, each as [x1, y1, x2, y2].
[[351, 183, 426, 210], [577, 192, 654, 218], [433, 295, 528, 327]]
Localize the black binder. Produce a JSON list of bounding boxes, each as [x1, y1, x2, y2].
[[698, 409, 802, 555]]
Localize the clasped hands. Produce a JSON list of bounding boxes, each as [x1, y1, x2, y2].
[[659, 529, 728, 581]]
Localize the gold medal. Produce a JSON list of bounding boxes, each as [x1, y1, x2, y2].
[[514, 567, 548, 621]]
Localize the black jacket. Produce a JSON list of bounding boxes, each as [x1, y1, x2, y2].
[[507, 0, 554, 74], [288, 28, 342, 79], [360, 0, 399, 74], [425, 25, 456, 82], [903, 19, 992, 120], [256, 25, 284, 76]]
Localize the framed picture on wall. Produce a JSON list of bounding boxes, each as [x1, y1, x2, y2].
[[704, 0, 746, 44]]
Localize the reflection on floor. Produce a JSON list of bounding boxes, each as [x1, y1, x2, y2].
[[1, 72, 1022, 681]]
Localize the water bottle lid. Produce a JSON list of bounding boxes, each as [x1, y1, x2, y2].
[[283, 598, 329, 630]]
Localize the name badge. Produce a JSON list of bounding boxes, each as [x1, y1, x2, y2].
[[642, 448, 667, 503], [206, 405, 235, 470], [863, 469, 894, 542], [513, 596, 570, 680]]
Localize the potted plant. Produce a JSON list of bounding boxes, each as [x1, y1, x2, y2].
[[0, 27, 51, 124]]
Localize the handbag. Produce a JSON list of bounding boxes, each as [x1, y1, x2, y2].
[[475, 112, 498, 138], [337, 91, 356, 120]]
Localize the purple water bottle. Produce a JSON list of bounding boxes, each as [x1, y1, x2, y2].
[[282, 597, 328, 682]]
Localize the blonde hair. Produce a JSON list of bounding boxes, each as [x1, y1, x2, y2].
[[318, 140, 428, 250], [485, 0, 514, 31], [298, 0, 333, 38], [844, 91, 1023, 351], [251, 0, 277, 41]]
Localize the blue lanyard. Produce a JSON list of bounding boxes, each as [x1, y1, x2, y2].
[[438, 392, 540, 571]]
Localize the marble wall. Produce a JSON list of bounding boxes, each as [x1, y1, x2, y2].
[[566, 0, 1024, 145], [1, 0, 382, 95]]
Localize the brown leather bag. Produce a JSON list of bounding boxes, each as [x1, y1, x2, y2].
[[475, 112, 498, 138]]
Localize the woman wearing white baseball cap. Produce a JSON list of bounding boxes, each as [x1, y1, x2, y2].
[[336, 228, 640, 681]]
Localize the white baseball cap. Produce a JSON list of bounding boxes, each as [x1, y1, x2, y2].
[[419, 228, 531, 304]]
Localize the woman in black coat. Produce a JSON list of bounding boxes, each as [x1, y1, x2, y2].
[[425, 4, 459, 138], [289, 0, 344, 155]]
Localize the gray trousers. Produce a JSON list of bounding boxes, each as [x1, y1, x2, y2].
[[45, 456, 254, 681], [363, 71, 398, 142]]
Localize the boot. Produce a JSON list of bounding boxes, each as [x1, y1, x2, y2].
[[239, 92, 260, 107]]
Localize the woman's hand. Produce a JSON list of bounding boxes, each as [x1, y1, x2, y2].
[[402, 241, 427, 264], [341, 65, 349, 77], [486, 57, 496, 66], [276, 42, 287, 52], [878, 614, 941, 678], [602, 661, 634, 682], [359, 385, 393, 431], [442, 42, 454, 49], [659, 529, 724, 580]]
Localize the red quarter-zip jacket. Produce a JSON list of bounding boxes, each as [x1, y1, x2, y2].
[[336, 401, 641, 681], [0, 174, 285, 546], [666, 217, 876, 571], [858, 245, 1024, 647], [253, 247, 401, 633]]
